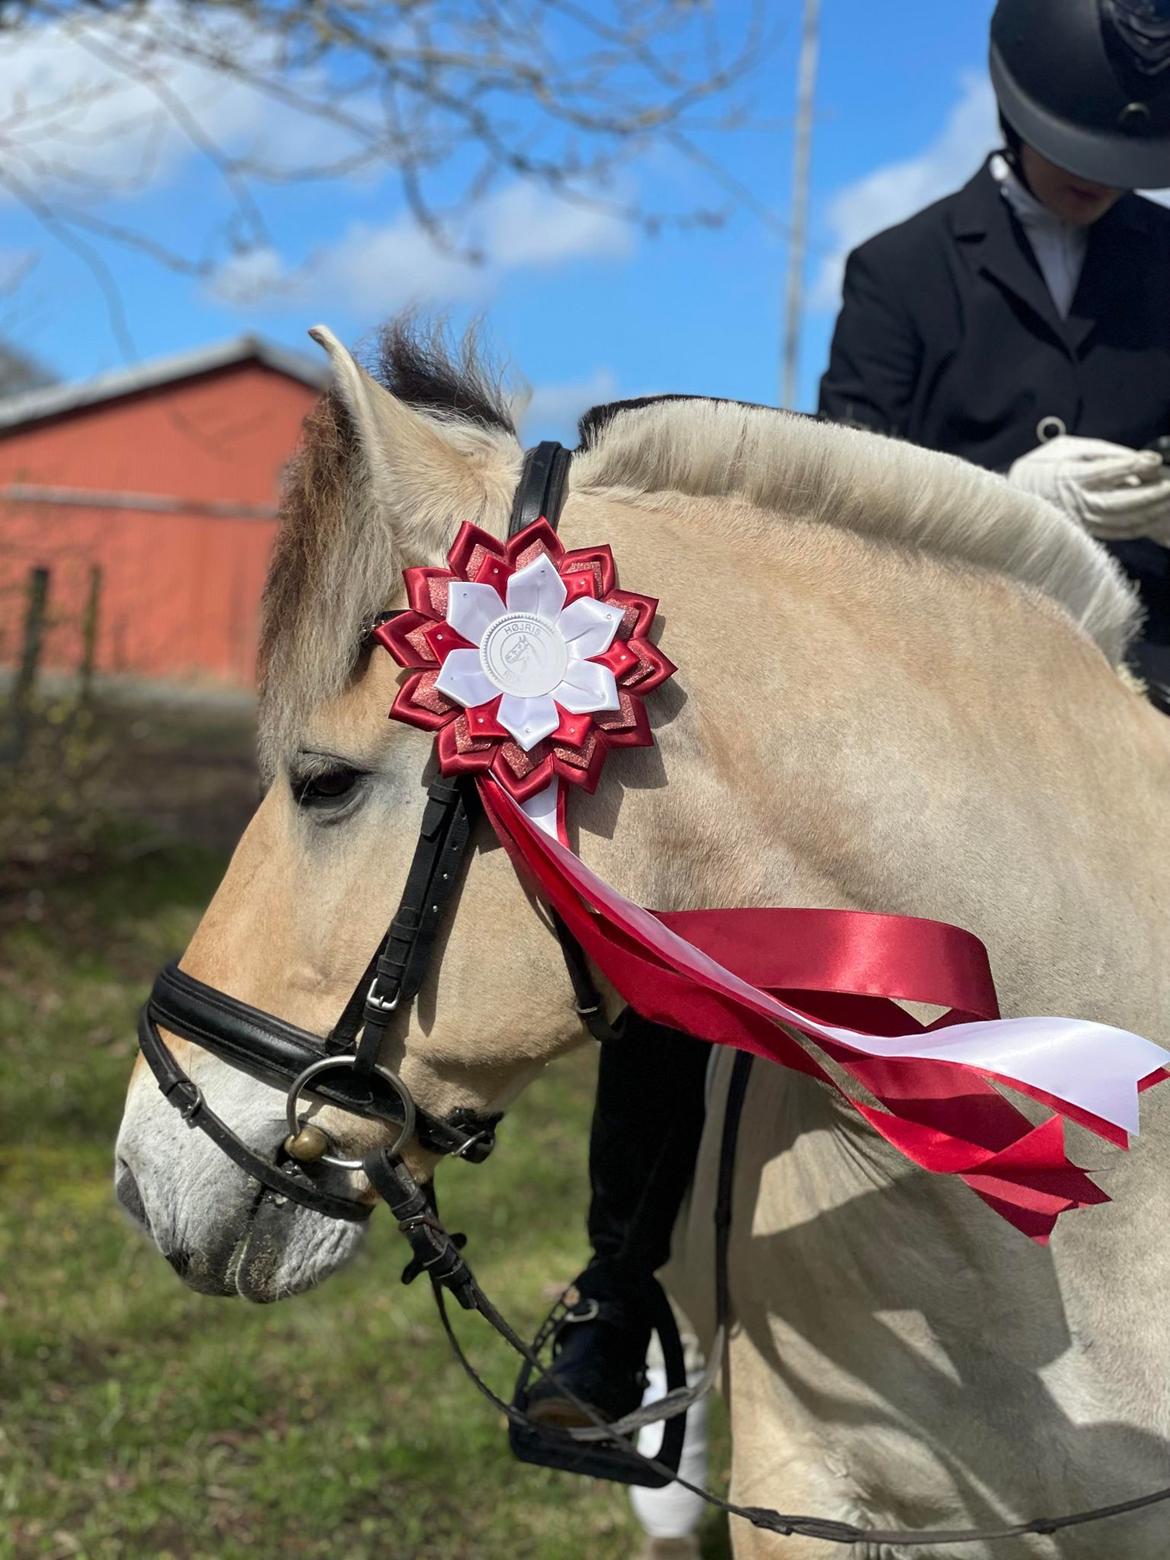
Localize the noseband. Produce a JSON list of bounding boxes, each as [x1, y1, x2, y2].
[[137, 441, 613, 1222]]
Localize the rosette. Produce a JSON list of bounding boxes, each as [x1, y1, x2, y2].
[[374, 519, 675, 837]]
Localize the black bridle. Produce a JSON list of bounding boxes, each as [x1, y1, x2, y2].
[[135, 439, 1170, 1547], [137, 441, 611, 1224]]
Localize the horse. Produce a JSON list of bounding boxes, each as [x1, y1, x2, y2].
[[116, 321, 1170, 1558]]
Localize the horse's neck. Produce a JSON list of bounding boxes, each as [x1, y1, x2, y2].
[[569, 492, 1170, 1064]]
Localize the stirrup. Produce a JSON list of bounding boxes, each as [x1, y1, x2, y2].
[[508, 1276, 688, 1488]]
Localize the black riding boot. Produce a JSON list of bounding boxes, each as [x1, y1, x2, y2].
[[527, 1017, 710, 1426]]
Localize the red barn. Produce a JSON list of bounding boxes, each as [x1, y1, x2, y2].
[[0, 337, 327, 689]]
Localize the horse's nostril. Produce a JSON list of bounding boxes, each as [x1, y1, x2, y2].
[[115, 1159, 149, 1229], [164, 1247, 193, 1278]]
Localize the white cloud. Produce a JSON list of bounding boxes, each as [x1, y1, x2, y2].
[[813, 73, 997, 309], [479, 183, 632, 268], [0, 3, 365, 201], [212, 247, 289, 302], [514, 369, 619, 441], [209, 183, 634, 313], [316, 222, 485, 314]]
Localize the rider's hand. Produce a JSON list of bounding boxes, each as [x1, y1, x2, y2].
[[1008, 436, 1170, 541]]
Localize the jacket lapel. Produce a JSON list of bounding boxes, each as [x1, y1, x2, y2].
[[949, 159, 1070, 351], [1066, 196, 1153, 356]]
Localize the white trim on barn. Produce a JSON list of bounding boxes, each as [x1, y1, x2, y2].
[[0, 335, 329, 433]]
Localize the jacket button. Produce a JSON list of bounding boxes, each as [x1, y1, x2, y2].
[[1036, 415, 1067, 443]]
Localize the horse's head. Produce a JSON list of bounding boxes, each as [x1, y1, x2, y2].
[[114, 325, 694, 1300]]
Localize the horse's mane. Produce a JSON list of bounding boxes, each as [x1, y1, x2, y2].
[[259, 323, 1139, 770], [570, 396, 1139, 667]]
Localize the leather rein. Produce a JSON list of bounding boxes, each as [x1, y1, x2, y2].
[[136, 440, 1170, 1547]]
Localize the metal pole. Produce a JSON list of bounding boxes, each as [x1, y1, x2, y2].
[[781, 0, 821, 410]]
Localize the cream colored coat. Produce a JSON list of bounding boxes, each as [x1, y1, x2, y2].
[[117, 330, 1170, 1558]]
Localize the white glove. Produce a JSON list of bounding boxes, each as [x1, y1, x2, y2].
[[1008, 435, 1170, 541]]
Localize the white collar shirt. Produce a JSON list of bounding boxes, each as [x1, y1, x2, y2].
[[990, 152, 1089, 320]]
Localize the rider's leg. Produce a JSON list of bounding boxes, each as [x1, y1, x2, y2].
[[529, 1016, 710, 1422]]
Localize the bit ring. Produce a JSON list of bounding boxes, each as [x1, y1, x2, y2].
[[285, 1056, 416, 1171]]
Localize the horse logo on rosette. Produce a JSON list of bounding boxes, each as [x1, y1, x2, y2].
[[502, 629, 535, 672]]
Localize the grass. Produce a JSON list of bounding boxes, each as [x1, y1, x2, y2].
[[0, 701, 730, 1560]]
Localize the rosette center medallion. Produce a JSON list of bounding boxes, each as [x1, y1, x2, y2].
[[479, 613, 568, 699]]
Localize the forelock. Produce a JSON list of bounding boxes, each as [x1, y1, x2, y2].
[[256, 323, 516, 778]]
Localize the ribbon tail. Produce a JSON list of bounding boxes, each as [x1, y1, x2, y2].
[[481, 778, 1169, 1240]]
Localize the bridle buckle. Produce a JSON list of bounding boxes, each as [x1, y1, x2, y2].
[[162, 1075, 204, 1125], [365, 976, 401, 1014]]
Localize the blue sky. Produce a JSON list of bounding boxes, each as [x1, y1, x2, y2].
[[0, 0, 1002, 440]]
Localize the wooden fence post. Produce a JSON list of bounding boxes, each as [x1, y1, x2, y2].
[[79, 564, 102, 703], [7, 565, 50, 761]]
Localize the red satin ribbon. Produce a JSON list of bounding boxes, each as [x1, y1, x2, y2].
[[480, 779, 1134, 1242]]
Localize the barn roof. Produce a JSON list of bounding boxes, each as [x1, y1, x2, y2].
[[0, 334, 328, 433]]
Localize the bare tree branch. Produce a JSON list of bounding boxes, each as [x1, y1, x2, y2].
[[0, 0, 781, 350]]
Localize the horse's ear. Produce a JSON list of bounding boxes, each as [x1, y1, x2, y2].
[[307, 325, 495, 562]]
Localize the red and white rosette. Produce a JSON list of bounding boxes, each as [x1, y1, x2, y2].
[[374, 519, 675, 842]]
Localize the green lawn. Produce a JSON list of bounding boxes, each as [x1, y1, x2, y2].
[[1, 764, 729, 1559]]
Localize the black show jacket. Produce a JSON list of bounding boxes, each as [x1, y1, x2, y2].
[[818, 156, 1170, 643]]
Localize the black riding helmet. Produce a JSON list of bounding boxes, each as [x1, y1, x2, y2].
[[991, 0, 1170, 187]]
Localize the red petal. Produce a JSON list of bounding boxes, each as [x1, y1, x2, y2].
[[492, 746, 556, 802], [600, 697, 652, 748], [562, 546, 615, 597], [406, 567, 453, 619], [607, 589, 658, 639], [594, 639, 639, 681], [437, 719, 493, 776], [422, 620, 475, 663], [553, 731, 609, 793], [465, 697, 509, 740], [391, 674, 455, 733], [409, 669, 456, 718], [447, 522, 505, 579], [550, 707, 593, 748], [374, 612, 433, 668], [560, 569, 598, 605], [506, 519, 565, 569], [623, 640, 677, 694], [473, 553, 513, 594]]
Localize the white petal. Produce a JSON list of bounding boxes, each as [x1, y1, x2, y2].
[[556, 597, 622, 660], [554, 660, 619, 714], [446, 581, 505, 647], [435, 648, 497, 709], [498, 692, 560, 751], [505, 555, 567, 623]]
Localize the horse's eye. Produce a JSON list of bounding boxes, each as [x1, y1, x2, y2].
[[292, 767, 362, 808]]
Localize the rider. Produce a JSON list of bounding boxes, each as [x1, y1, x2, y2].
[[820, 0, 1170, 688], [533, 0, 1170, 1427]]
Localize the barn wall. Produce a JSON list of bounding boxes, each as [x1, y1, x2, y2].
[[0, 360, 319, 688]]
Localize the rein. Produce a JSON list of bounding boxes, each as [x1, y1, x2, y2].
[[135, 439, 1170, 1547]]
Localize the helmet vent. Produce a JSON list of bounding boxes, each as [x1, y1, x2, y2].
[[1104, 0, 1170, 80]]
